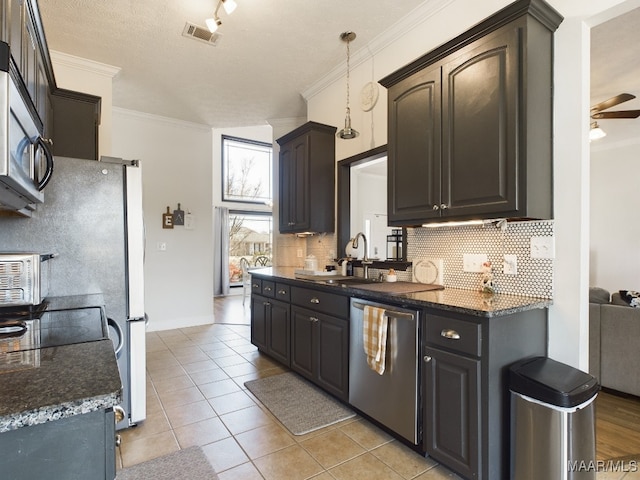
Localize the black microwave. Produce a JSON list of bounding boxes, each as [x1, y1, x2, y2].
[[0, 41, 54, 216]]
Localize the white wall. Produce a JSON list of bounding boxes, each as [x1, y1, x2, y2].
[[590, 141, 640, 292], [111, 109, 214, 331], [305, 0, 632, 369]]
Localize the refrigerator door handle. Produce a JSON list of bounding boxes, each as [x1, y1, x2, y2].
[[107, 317, 124, 357]]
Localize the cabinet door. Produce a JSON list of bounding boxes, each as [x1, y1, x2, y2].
[[290, 306, 315, 381], [250, 295, 268, 351], [424, 346, 480, 480], [441, 28, 518, 219], [316, 314, 349, 401], [387, 64, 441, 226], [268, 299, 290, 366], [279, 135, 309, 233]]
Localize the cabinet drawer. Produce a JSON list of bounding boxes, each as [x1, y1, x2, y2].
[[262, 280, 276, 298], [291, 286, 349, 319], [275, 283, 291, 301], [251, 278, 262, 295], [425, 314, 481, 357]]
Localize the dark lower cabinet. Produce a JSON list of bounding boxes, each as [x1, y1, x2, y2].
[[424, 346, 480, 480], [291, 306, 349, 401], [250, 294, 290, 366], [0, 408, 116, 479]]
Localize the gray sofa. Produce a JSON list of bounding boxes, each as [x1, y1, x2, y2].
[[589, 287, 640, 397]]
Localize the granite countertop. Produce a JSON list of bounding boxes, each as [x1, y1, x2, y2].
[[250, 267, 552, 318], [0, 339, 122, 433]]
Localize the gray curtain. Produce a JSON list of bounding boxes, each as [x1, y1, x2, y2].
[[214, 206, 230, 296]]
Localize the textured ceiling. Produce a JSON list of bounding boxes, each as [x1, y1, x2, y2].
[[591, 6, 640, 146], [38, 0, 425, 128]]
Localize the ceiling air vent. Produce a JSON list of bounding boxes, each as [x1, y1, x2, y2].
[[182, 22, 221, 46]]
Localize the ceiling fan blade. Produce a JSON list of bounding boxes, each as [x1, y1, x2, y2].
[[591, 110, 640, 119], [590, 93, 636, 113]]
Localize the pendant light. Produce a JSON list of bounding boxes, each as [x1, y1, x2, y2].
[[589, 121, 606, 142], [337, 31, 359, 140]]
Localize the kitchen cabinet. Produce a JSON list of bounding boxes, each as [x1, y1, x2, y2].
[[380, 0, 563, 226], [290, 286, 349, 400], [51, 89, 102, 160], [276, 121, 336, 234], [0, 408, 116, 479], [250, 278, 291, 366], [422, 309, 547, 480]]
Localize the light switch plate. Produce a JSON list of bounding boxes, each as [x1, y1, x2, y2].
[[503, 254, 517, 275], [530, 236, 555, 259]]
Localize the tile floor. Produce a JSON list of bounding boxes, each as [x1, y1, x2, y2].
[[116, 310, 463, 479]]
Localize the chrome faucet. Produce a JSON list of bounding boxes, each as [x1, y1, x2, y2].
[[352, 232, 373, 279]]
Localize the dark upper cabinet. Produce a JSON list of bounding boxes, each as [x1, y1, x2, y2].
[[2, 0, 101, 159], [276, 122, 336, 234], [381, 0, 563, 226]]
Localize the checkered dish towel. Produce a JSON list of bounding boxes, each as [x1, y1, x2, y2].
[[363, 305, 388, 375]]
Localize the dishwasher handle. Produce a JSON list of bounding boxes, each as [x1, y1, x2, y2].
[[352, 301, 415, 320]]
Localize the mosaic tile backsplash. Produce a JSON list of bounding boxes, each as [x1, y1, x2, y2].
[[303, 220, 554, 299]]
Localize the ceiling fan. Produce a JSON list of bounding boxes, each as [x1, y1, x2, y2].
[[589, 93, 640, 141], [590, 93, 640, 120]]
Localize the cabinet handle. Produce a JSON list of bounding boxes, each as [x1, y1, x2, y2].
[[310, 297, 320, 304], [440, 204, 449, 210], [441, 329, 460, 340], [263, 301, 271, 306], [252, 283, 259, 288], [288, 221, 295, 226], [423, 355, 432, 363], [432, 205, 440, 211], [264, 286, 272, 292], [278, 289, 287, 295], [310, 317, 319, 323]]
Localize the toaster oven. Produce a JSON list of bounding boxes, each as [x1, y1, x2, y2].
[[0, 253, 55, 308]]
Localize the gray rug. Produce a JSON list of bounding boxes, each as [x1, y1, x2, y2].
[[245, 372, 356, 435], [117, 446, 218, 480]]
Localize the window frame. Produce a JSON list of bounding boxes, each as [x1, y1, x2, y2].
[[221, 135, 273, 205]]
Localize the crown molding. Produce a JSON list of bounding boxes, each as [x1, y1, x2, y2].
[[50, 50, 121, 78], [301, 0, 454, 101], [112, 107, 213, 131]]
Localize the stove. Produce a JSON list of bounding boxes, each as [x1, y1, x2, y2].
[[0, 299, 108, 373]]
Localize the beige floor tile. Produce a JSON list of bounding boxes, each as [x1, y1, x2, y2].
[[119, 430, 179, 467], [412, 464, 464, 479], [147, 363, 187, 381], [301, 429, 367, 469], [216, 461, 264, 480], [181, 358, 220, 374], [221, 362, 261, 378], [174, 349, 211, 365], [173, 416, 231, 448], [220, 405, 275, 435], [157, 385, 205, 408], [253, 444, 324, 480], [339, 418, 394, 450], [119, 410, 171, 444], [208, 390, 257, 415], [214, 353, 252, 367], [235, 422, 296, 459], [164, 399, 216, 428], [329, 452, 405, 480], [201, 437, 249, 473], [190, 367, 230, 385], [152, 373, 195, 394], [371, 440, 437, 479], [145, 391, 164, 416], [198, 376, 242, 397]]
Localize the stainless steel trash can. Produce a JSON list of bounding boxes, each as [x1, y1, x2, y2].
[[509, 356, 599, 480]]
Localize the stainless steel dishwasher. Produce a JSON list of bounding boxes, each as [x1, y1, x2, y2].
[[349, 298, 420, 445]]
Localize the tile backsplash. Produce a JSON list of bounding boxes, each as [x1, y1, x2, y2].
[[302, 219, 554, 299]]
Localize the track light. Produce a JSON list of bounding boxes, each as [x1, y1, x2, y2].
[[589, 121, 606, 142], [222, 0, 237, 15], [205, 0, 237, 33]]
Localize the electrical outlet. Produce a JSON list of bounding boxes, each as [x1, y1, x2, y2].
[[297, 249, 303, 258], [530, 236, 555, 259], [157, 242, 167, 251], [503, 254, 517, 275], [463, 253, 488, 272]]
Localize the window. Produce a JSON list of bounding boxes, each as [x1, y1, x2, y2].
[[228, 211, 272, 286], [222, 135, 272, 204]]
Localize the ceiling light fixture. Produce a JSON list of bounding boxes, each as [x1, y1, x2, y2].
[[589, 121, 606, 142], [205, 0, 237, 33], [337, 31, 359, 140]]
